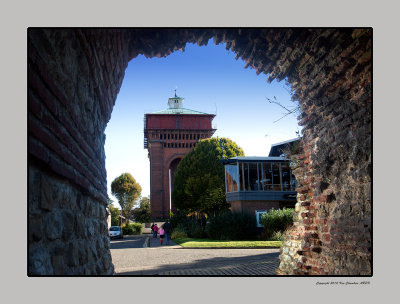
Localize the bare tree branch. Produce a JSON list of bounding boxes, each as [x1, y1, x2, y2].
[[266, 96, 300, 123]]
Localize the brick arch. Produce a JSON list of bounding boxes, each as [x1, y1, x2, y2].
[[166, 155, 184, 170], [28, 28, 371, 275], [167, 156, 183, 213]]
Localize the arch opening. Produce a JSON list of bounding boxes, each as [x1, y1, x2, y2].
[[28, 28, 371, 276]]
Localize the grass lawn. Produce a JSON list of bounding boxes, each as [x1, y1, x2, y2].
[[172, 238, 282, 248]]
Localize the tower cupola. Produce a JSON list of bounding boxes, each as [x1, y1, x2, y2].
[[168, 89, 184, 109]]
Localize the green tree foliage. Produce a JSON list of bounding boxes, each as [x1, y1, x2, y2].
[[109, 204, 121, 226], [111, 173, 142, 225], [172, 137, 244, 216], [132, 196, 151, 223]]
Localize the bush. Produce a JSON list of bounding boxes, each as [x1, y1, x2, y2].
[[205, 211, 257, 240], [260, 208, 294, 239], [171, 225, 188, 239], [170, 212, 206, 238], [268, 231, 285, 241], [122, 222, 143, 235], [190, 224, 207, 238], [184, 220, 205, 238]]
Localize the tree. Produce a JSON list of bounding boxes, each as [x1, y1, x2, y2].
[[109, 203, 121, 226], [172, 137, 244, 216], [132, 196, 151, 223], [111, 173, 142, 225]]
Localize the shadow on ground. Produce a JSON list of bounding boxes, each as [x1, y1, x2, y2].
[[116, 251, 280, 276], [110, 235, 147, 250]]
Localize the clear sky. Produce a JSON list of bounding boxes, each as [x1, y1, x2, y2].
[[104, 39, 301, 208]]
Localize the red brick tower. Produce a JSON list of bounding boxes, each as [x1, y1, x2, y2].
[[144, 92, 216, 220]]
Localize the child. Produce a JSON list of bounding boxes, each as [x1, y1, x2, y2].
[[153, 224, 158, 238], [158, 227, 165, 245]]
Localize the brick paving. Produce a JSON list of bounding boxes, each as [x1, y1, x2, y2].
[[111, 235, 280, 276], [157, 259, 279, 276]]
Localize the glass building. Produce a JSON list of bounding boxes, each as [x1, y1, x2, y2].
[[223, 156, 297, 226]]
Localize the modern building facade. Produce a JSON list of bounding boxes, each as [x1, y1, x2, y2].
[[144, 92, 216, 220], [224, 156, 297, 226]]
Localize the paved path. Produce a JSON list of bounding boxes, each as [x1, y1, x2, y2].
[[110, 234, 280, 276]]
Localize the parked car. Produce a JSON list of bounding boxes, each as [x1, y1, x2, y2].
[[109, 226, 123, 239]]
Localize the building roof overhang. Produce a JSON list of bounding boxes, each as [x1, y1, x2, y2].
[[222, 156, 289, 164]]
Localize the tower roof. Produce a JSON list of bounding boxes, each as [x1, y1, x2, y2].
[[150, 91, 212, 115], [150, 108, 211, 115]]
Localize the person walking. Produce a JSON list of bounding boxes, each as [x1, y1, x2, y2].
[[162, 219, 172, 245], [158, 227, 165, 245], [152, 223, 158, 238]]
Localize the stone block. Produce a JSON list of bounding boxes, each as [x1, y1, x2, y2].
[[95, 262, 103, 275], [84, 198, 93, 217], [44, 211, 63, 241], [78, 240, 88, 265], [28, 167, 42, 216], [76, 193, 88, 213], [29, 247, 53, 275], [29, 216, 43, 242], [87, 220, 95, 238], [52, 255, 65, 275], [74, 213, 86, 238], [59, 185, 76, 209], [40, 177, 54, 211], [66, 242, 79, 267]]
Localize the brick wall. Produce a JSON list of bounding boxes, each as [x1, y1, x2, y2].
[[28, 28, 371, 275]]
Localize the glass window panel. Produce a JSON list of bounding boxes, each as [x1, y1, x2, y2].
[[225, 163, 239, 192], [261, 162, 273, 191], [281, 162, 291, 191], [239, 163, 249, 191], [249, 163, 259, 191], [272, 163, 281, 191]]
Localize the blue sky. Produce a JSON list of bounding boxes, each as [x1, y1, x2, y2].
[[105, 39, 301, 207]]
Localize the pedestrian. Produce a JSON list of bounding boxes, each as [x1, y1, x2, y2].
[[150, 223, 154, 235], [153, 223, 158, 238], [162, 219, 172, 245], [158, 227, 165, 245]]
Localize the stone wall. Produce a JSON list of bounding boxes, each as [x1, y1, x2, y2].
[[28, 28, 371, 275], [29, 162, 113, 275], [28, 29, 131, 275]]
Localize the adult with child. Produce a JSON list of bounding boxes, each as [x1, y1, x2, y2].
[[162, 219, 172, 245]]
